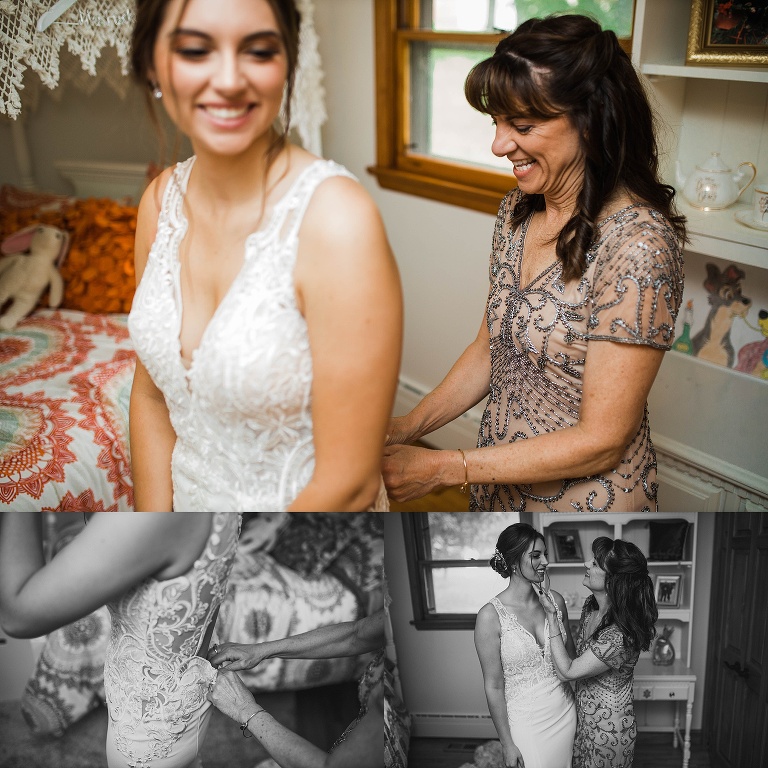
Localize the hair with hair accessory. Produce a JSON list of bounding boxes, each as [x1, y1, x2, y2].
[[490, 523, 544, 579], [464, 13, 687, 281], [586, 536, 658, 651]]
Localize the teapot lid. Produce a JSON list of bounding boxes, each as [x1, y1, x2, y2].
[[695, 152, 731, 173]]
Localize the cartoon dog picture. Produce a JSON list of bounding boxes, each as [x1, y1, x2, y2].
[[735, 309, 768, 380], [691, 263, 751, 368]]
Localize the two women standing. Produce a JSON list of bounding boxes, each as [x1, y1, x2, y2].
[[476, 523, 657, 768]]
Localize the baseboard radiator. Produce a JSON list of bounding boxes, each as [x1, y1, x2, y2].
[[410, 712, 497, 739], [394, 377, 483, 451]]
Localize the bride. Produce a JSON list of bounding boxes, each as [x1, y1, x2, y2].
[[475, 523, 576, 768]]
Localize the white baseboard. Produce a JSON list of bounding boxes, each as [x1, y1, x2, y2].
[[410, 712, 498, 739], [393, 376, 482, 451]]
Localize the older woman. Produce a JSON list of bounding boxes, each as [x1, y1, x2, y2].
[[537, 537, 658, 767], [383, 14, 685, 511]]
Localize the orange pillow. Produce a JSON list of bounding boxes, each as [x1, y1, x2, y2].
[[0, 185, 138, 314]]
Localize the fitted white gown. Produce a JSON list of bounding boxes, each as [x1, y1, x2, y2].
[[128, 156, 389, 512], [489, 596, 576, 768]]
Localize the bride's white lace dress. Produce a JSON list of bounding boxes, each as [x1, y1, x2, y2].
[[103, 511, 241, 768], [489, 595, 576, 768], [128, 156, 388, 511]]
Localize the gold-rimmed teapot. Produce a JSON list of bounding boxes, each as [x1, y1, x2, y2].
[[676, 152, 756, 210]]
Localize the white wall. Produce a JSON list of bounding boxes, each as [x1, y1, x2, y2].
[[385, 511, 716, 736]]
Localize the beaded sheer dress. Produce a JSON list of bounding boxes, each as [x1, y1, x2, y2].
[[471, 190, 684, 512], [572, 600, 640, 768], [489, 595, 576, 768], [103, 511, 241, 768], [129, 157, 389, 512]]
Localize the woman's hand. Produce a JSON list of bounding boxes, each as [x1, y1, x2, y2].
[[208, 642, 267, 671], [208, 669, 258, 725], [502, 742, 525, 768], [385, 415, 418, 446], [534, 584, 558, 616], [382, 444, 443, 502]]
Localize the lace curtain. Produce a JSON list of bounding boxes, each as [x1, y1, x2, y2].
[[0, 0, 327, 154]]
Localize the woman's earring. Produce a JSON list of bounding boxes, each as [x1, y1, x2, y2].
[[153, 87, 163, 100]]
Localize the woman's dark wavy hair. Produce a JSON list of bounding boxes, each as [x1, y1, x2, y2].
[[465, 14, 687, 282], [489, 523, 544, 579], [131, 0, 300, 166], [586, 537, 658, 652]]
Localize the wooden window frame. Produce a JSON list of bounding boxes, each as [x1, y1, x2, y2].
[[368, 0, 634, 215], [402, 512, 486, 631]]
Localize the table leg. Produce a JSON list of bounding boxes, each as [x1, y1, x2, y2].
[[682, 699, 693, 768], [673, 702, 679, 748]]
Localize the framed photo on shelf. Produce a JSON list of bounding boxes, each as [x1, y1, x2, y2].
[[686, 0, 768, 67], [551, 529, 583, 563], [655, 575, 682, 608]]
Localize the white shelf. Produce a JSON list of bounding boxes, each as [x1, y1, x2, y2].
[[641, 63, 768, 84], [677, 200, 768, 269]]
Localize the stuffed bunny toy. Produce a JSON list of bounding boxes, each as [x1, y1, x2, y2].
[[0, 224, 69, 330]]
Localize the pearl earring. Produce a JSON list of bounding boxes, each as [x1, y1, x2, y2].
[[153, 87, 163, 100]]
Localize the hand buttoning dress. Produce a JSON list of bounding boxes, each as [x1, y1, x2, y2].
[[489, 595, 576, 768], [572, 601, 640, 768], [104, 511, 241, 768], [128, 157, 389, 512]]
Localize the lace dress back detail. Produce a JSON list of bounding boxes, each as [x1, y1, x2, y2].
[[128, 157, 378, 511], [104, 511, 241, 767], [471, 190, 684, 512]]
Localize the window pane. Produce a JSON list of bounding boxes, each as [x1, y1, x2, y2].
[[425, 0, 633, 38], [426, 511, 520, 560], [430, 566, 505, 613], [409, 42, 512, 172]]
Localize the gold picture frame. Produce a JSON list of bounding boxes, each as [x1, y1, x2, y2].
[[686, 0, 768, 67]]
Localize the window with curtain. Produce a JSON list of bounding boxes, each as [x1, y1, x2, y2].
[[402, 511, 523, 629], [370, 0, 636, 214]]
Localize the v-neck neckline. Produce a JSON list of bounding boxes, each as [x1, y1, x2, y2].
[[494, 597, 549, 654], [171, 157, 323, 384]]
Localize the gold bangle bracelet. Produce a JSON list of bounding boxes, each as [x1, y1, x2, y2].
[[458, 448, 469, 493], [240, 709, 267, 738]]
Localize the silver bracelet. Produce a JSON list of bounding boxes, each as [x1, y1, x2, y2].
[[240, 709, 268, 738]]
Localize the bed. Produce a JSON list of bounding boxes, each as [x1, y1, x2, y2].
[[19, 511, 385, 737], [0, 178, 139, 511]]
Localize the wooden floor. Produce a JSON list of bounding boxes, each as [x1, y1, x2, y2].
[[408, 733, 711, 768], [388, 485, 468, 512]]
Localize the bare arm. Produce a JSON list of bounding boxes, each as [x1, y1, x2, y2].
[[0, 512, 209, 637], [537, 589, 608, 681], [129, 173, 177, 511], [210, 670, 383, 768], [209, 610, 384, 671], [385, 338, 664, 502], [290, 176, 403, 511], [474, 604, 524, 768], [386, 312, 491, 446]]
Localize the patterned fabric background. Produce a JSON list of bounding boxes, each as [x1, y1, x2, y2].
[[0, 309, 135, 510]]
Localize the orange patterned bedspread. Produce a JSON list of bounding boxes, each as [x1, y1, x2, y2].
[[0, 309, 135, 511]]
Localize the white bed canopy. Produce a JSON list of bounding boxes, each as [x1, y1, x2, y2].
[[1, 0, 327, 186]]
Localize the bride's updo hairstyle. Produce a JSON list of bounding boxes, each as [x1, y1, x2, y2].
[[587, 537, 658, 652], [490, 523, 544, 579]]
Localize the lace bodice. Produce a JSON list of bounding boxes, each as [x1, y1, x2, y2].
[[103, 511, 241, 766], [489, 595, 570, 717], [128, 157, 356, 511]]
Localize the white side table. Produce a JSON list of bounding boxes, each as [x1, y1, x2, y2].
[[633, 658, 696, 768]]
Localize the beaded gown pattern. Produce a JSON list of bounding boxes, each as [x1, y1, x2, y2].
[[471, 190, 684, 512], [573, 600, 640, 768], [489, 596, 576, 768], [103, 511, 241, 767], [129, 157, 388, 511]]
